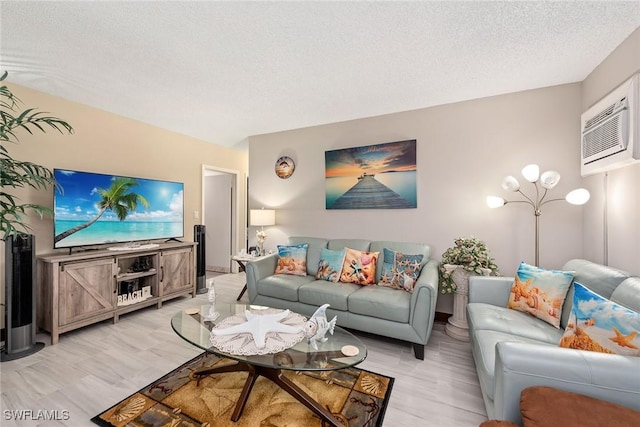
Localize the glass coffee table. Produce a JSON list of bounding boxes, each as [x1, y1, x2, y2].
[[171, 303, 367, 427]]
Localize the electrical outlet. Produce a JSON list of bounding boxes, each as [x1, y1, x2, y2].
[[193, 210, 199, 219]]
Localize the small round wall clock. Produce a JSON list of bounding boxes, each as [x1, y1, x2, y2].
[[275, 156, 295, 179]]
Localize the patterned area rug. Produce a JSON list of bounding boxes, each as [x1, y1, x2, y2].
[[91, 352, 394, 427]]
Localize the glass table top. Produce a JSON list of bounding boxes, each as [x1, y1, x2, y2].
[[171, 303, 367, 372]]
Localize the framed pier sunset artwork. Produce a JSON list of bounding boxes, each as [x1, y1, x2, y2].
[[325, 140, 417, 209]]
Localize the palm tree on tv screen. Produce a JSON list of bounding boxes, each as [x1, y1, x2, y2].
[[54, 177, 149, 243]]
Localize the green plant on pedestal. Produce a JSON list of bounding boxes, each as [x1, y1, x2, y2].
[[438, 236, 500, 294], [1, 71, 74, 240]]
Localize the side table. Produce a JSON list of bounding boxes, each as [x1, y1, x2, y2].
[[231, 254, 265, 301]]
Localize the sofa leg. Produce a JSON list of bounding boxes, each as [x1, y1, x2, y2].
[[412, 343, 425, 360]]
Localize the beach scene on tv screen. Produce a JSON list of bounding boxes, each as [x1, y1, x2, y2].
[[54, 170, 184, 248]]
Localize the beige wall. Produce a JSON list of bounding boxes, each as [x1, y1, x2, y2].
[[581, 27, 640, 275], [249, 83, 585, 313], [1, 82, 248, 265]]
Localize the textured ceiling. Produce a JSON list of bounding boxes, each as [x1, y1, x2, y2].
[[1, 1, 639, 151]]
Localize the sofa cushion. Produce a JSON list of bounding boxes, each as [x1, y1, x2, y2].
[[257, 274, 315, 302], [611, 278, 640, 313], [508, 262, 574, 328], [328, 239, 371, 252], [348, 285, 411, 323], [467, 303, 564, 345], [274, 243, 308, 276], [378, 247, 424, 292], [289, 237, 328, 276], [339, 247, 380, 285], [315, 247, 346, 283], [298, 280, 360, 311], [472, 329, 553, 400], [559, 283, 640, 356], [563, 259, 629, 300], [560, 259, 629, 329]]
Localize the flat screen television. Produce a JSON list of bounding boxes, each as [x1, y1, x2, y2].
[[53, 169, 184, 249]]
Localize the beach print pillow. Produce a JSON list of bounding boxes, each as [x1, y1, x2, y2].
[[339, 248, 379, 285], [274, 243, 308, 276], [378, 248, 424, 292], [315, 248, 346, 282], [559, 283, 640, 357], [508, 261, 574, 328]]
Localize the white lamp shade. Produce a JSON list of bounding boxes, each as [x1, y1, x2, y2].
[[565, 188, 590, 205], [250, 209, 275, 226], [540, 170, 561, 189], [501, 176, 520, 192], [521, 164, 540, 182], [486, 196, 506, 208]]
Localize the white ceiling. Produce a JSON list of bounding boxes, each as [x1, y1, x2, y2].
[[2, 1, 639, 151]]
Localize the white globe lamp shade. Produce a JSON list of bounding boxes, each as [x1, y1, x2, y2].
[[565, 188, 590, 205], [486, 196, 506, 208], [521, 164, 540, 182], [540, 170, 561, 189], [501, 176, 520, 192]]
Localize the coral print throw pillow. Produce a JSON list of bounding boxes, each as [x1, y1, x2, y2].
[[339, 248, 379, 285], [274, 243, 308, 276], [508, 261, 574, 328], [560, 283, 640, 356]]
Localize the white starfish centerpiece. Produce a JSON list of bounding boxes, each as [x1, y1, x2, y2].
[[211, 310, 302, 349]]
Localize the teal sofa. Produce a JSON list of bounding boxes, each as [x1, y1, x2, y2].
[[467, 259, 640, 425], [245, 236, 438, 359]]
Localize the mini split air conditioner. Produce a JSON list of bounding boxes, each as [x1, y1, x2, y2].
[[581, 73, 640, 177]]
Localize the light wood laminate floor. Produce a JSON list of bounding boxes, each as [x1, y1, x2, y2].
[[0, 272, 488, 426]]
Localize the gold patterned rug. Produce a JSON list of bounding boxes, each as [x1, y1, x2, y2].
[[91, 352, 393, 427]]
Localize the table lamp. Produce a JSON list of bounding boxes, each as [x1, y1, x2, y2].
[[250, 208, 275, 256]]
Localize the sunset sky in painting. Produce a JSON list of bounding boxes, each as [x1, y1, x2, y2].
[[325, 140, 416, 178]]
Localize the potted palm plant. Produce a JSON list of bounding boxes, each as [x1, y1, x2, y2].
[[1, 70, 74, 239], [1, 71, 73, 360], [439, 236, 499, 341]]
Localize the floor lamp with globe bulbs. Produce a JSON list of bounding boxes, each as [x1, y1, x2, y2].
[[486, 164, 590, 266]]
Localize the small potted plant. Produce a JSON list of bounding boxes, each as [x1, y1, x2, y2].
[[439, 236, 500, 294]]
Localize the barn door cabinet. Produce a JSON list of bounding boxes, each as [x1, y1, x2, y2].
[[37, 241, 196, 344]]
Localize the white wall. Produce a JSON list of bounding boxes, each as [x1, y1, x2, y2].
[[249, 83, 585, 313], [581, 27, 640, 275]]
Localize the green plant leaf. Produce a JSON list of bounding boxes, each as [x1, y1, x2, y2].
[[438, 236, 500, 293], [1, 70, 73, 239]]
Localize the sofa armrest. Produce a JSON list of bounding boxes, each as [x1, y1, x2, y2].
[[409, 259, 439, 342], [245, 254, 278, 301], [493, 341, 640, 424], [468, 276, 513, 306]]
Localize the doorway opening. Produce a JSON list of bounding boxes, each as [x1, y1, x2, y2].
[[201, 165, 241, 274]]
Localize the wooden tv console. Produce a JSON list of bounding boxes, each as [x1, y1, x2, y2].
[[37, 241, 197, 344]]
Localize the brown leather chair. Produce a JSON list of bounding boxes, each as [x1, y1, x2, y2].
[[480, 386, 640, 427]]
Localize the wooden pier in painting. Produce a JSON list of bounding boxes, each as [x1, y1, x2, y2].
[[328, 175, 414, 209]]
